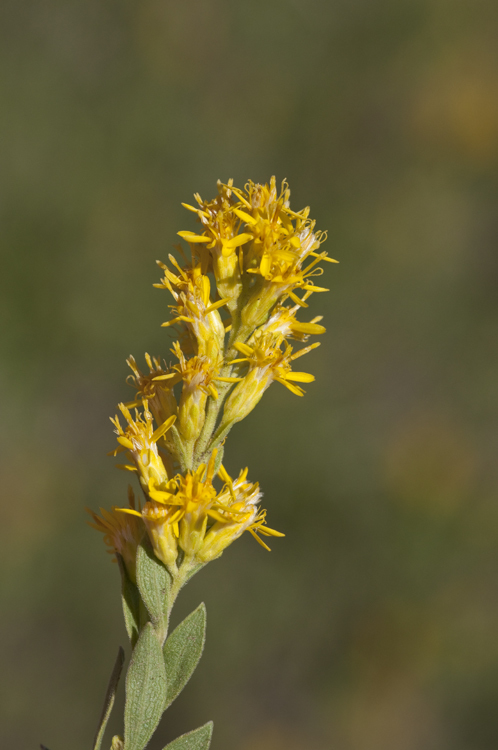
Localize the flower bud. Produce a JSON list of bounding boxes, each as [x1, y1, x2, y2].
[[218, 369, 269, 432], [142, 502, 179, 570], [178, 387, 208, 442]]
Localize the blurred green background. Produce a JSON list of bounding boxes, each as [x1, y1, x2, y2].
[[1, 0, 498, 748]]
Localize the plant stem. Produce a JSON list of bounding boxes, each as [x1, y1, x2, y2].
[[167, 556, 196, 620]]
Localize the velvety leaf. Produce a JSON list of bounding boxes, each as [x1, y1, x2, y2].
[[124, 623, 167, 750], [118, 554, 140, 646], [93, 647, 125, 750], [136, 540, 170, 637], [162, 722, 213, 750], [163, 603, 206, 709]]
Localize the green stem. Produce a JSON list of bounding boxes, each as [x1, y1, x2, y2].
[[193, 321, 255, 465], [193, 379, 231, 465], [169, 426, 189, 474], [166, 556, 202, 625]]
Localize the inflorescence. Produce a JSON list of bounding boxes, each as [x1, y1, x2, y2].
[[90, 177, 336, 581]]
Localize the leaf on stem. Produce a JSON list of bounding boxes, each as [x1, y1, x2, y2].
[[161, 722, 213, 750], [93, 647, 125, 750], [163, 603, 206, 709], [136, 539, 170, 637], [124, 623, 167, 750], [117, 554, 140, 646]]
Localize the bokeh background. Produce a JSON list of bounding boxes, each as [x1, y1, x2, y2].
[[2, 0, 498, 748]]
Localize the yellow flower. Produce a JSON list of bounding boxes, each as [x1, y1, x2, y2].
[[87, 486, 143, 582], [197, 465, 284, 562], [126, 353, 177, 427], [207, 177, 335, 332], [113, 453, 283, 571], [110, 401, 176, 494], [179, 180, 248, 309], [96, 178, 333, 575], [217, 333, 319, 433], [166, 342, 219, 443], [141, 501, 180, 569], [257, 301, 326, 342], [156, 255, 227, 364]]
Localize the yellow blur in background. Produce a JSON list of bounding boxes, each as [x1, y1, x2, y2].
[[1, 1, 498, 749]]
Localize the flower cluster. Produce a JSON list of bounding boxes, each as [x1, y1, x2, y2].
[[91, 177, 335, 581]]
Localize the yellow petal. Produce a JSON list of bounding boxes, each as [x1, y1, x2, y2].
[[290, 341, 320, 360], [284, 372, 315, 383], [248, 528, 271, 551], [291, 321, 326, 335], [260, 254, 271, 277], [224, 233, 253, 249], [257, 526, 285, 537], [117, 436, 134, 450], [234, 208, 257, 225], [181, 203, 207, 217], [151, 415, 177, 442], [218, 464, 233, 485], [275, 379, 305, 396], [287, 290, 309, 307], [113, 507, 143, 518], [302, 284, 329, 293], [234, 341, 253, 356], [177, 231, 211, 243], [205, 297, 230, 314]]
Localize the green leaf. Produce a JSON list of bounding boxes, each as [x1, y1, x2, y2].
[[136, 540, 170, 637], [124, 623, 167, 750], [162, 722, 213, 750], [163, 603, 206, 709], [118, 554, 140, 646], [93, 647, 125, 750]]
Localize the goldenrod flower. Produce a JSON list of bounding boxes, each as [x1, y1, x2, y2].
[[230, 177, 334, 331], [197, 465, 284, 562], [217, 333, 319, 434], [150, 341, 220, 445], [126, 353, 177, 426], [114, 452, 283, 571], [141, 502, 180, 569], [111, 401, 176, 494], [156, 256, 226, 363], [93, 178, 333, 574], [258, 301, 326, 342], [179, 180, 247, 309], [87, 486, 143, 582]]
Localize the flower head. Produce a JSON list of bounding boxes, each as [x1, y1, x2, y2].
[[156, 342, 220, 443], [217, 333, 319, 433], [113, 452, 283, 572], [156, 256, 226, 363], [110, 401, 176, 493], [92, 178, 332, 577], [126, 353, 177, 426], [257, 301, 326, 342], [179, 180, 247, 308], [87, 486, 143, 581]]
